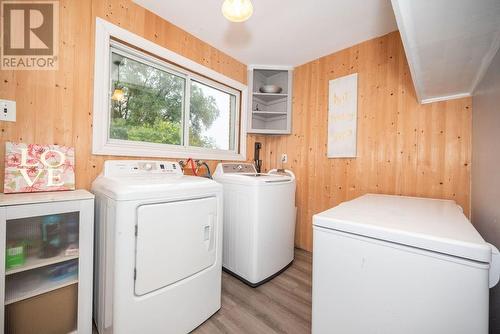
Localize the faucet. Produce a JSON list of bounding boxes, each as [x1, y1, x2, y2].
[[254, 142, 262, 173]]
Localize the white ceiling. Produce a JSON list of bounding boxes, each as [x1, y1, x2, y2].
[[392, 0, 500, 103], [133, 0, 397, 67]]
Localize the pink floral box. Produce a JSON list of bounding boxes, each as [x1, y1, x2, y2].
[[4, 142, 75, 193]]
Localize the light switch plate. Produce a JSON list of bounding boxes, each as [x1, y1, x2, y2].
[[0, 99, 16, 122]]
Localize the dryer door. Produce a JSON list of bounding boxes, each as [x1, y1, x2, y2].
[[134, 197, 217, 296]]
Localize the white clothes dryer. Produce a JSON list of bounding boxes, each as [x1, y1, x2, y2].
[[92, 160, 222, 334]]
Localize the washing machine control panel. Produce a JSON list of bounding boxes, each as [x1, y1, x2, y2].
[[220, 163, 257, 174], [103, 160, 183, 176]]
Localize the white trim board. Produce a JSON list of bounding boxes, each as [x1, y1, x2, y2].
[[248, 64, 294, 71], [420, 92, 472, 105], [92, 17, 248, 161]]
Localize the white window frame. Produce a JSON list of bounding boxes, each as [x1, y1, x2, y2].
[[93, 18, 248, 161]]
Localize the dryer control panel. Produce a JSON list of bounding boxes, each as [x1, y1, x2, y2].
[[215, 163, 257, 175], [103, 160, 183, 177]]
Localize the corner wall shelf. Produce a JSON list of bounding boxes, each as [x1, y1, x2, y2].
[[248, 66, 293, 134]]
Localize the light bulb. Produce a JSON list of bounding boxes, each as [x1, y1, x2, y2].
[[222, 0, 253, 23]]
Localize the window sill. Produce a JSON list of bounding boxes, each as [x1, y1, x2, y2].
[[92, 140, 246, 161]]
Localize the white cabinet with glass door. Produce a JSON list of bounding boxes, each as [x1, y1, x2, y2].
[[0, 190, 94, 334]]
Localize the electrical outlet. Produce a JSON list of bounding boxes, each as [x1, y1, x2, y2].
[[281, 153, 288, 163], [0, 99, 16, 122]]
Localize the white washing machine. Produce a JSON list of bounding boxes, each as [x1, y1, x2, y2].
[[213, 163, 296, 286], [312, 194, 500, 334], [91, 160, 223, 334]]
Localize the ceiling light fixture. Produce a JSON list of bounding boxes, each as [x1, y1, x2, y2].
[[111, 60, 126, 102], [222, 0, 253, 23], [111, 87, 125, 102]]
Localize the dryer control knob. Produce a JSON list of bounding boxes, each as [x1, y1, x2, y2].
[[144, 163, 153, 171]]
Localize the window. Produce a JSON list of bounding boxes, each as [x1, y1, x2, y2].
[[189, 80, 237, 151], [110, 50, 185, 146], [93, 18, 247, 160]]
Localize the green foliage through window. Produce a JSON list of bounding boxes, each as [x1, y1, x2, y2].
[[109, 48, 238, 151]]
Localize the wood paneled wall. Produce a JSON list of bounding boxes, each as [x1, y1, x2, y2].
[[248, 32, 471, 251], [0, 2, 471, 253], [0, 0, 247, 188]]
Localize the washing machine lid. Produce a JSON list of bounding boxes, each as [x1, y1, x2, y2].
[[215, 173, 293, 185], [313, 194, 492, 263], [213, 162, 293, 185]]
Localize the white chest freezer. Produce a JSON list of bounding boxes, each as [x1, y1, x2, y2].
[[312, 194, 500, 334]]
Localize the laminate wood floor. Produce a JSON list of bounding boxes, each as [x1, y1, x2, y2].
[[93, 249, 312, 334], [193, 249, 312, 334]]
